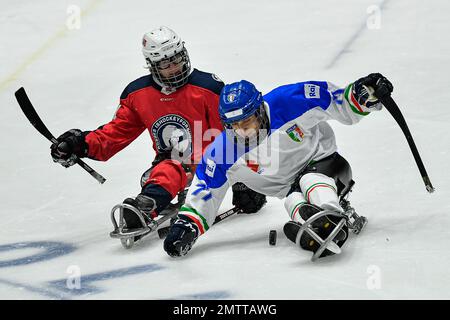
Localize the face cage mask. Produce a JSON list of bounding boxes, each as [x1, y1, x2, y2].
[[225, 104, 270, 148], [147, 48, 191, 90]]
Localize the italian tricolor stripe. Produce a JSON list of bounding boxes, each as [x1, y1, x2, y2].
[[344, 84, 370, 116], [179, 206, 209, 234], [305, 183, 336, 203]]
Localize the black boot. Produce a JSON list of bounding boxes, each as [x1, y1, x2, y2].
[[283, 203, 348, 258], [122, 194, 156, 230], [284, 221, 339, 257], [296, 203, 347, 242]]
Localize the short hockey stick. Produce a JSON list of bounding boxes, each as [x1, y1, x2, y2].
[[157, 206, 243, 239], [212, 206, 244, 224], [375, 84, 434, 193], [15, 87, 106, 184]]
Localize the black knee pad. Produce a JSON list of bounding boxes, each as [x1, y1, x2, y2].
[[288, 152, 353, 196]]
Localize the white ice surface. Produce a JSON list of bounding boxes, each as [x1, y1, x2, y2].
[[1, 0, 450, 299]]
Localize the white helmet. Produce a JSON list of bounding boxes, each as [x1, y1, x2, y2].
[[142, 26, 191, 90]]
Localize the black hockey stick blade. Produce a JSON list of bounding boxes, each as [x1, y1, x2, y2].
[[15, 87, 106, 184], [15, 87, 56, 143], [375, 85, 434, 193]]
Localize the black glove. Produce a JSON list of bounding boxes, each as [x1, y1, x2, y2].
[[50, 129, 89, 167], [163, 215, 199, 257], [232, 182, 267, 214], [353, 73, 393, 108]]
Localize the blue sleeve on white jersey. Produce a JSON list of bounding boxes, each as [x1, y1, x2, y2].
[[263, 81, 332, 130], [195, 131, 247, 189]]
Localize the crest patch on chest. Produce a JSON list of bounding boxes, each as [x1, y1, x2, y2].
[[286, 124, 305, 142]]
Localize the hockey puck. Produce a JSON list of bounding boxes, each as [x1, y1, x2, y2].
[[269, 230, 277, 246]]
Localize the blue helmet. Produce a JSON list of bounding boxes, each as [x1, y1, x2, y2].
[[219, 80, 264, 125], [219, 80, 269, 146]]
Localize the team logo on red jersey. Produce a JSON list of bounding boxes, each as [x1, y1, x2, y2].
[[151, 114, 192, 157]]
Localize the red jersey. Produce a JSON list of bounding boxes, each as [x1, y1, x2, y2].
[[85, 69, 224, 164]]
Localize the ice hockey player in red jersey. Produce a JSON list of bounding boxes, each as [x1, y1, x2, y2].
[[50, 26, 266, 240]]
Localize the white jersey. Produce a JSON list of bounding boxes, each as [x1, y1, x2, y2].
[[179, 81, 381, 234]]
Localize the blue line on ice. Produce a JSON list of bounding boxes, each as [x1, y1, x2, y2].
[[168, 291, 231, 300], [48, 264, 165, 295], [0, 241, 76, 268]]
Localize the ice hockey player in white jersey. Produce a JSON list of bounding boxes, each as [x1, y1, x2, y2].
[[163, 73, 393, 258]]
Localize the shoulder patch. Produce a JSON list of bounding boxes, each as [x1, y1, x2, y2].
[[263, 81, 331, 130], [304, 83, 321, 99], [205, 158, 216, 177], [188, 69, 224, 95]]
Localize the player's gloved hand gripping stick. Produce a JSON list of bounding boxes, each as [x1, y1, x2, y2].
[[15, 87, 106, 184]]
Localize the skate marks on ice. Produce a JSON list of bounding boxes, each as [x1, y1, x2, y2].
[[325, 0, 390, 69], [0, 0, 104, 93], [0, 240, 231, 299]]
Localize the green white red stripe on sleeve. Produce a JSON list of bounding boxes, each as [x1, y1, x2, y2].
[[344, 84, 370, 116], [179, 206, 209, 235]]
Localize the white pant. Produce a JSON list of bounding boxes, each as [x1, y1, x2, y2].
[[284, 172, 343, 222]]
